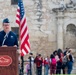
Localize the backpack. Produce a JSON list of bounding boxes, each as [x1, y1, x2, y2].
[[51, 58, 56, 65], [62, 56, 67, 64]]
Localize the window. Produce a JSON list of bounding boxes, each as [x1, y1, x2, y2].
[[11, 0, 18, 5], [11, 27, 19, 40], [66, 24, 76, 35]]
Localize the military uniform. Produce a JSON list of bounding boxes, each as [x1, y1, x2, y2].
[[0, 30, 18, 47]]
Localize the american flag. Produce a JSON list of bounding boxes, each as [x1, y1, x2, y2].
[[16, 0, 30, 56]]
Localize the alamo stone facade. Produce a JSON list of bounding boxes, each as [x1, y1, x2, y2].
[[0, 0, 76, 57]]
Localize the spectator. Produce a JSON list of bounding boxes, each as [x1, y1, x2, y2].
[[50, 54, 57, 75], [67, 49, 74, 74], [34, 54, 43, 75], [44, 56, 50, 75]]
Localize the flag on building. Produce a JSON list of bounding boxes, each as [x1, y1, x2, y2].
[[16, 0, 30, 56]]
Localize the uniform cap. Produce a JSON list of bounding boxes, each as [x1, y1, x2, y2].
[[3, 18, 10, 23]]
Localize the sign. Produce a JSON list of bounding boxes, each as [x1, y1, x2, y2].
[[0, 55, 12, 66]]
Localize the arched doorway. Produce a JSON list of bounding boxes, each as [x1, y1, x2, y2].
[[64, 24, 76, 49]]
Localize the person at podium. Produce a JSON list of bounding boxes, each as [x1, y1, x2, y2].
[[0, 18, 18, 47]]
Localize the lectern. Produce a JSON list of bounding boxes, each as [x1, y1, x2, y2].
[[0, 47, 18, 75]]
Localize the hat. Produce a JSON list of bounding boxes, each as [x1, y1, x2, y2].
[[3, 18, 10, 23]]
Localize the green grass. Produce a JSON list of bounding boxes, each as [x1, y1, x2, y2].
[[55, 74, 76, 75]]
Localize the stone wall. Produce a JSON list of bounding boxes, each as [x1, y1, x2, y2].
[[0, 0, 76, 57]]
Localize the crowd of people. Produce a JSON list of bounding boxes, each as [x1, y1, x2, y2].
[[25, 48, 75, 75]]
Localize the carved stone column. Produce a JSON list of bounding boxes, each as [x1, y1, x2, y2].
[[56, 12, 64, 50]]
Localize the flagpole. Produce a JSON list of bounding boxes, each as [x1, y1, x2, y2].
[[16, 0, 30, 74], [21, 56, 24, 75]]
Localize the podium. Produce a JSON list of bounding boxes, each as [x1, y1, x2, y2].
[[0, 47, 18, 75]]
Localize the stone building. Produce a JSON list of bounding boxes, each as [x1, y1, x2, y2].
[[0, 0, 76, 57]]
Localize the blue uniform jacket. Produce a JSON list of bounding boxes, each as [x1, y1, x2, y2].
[[0, 30, 18, 47]]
